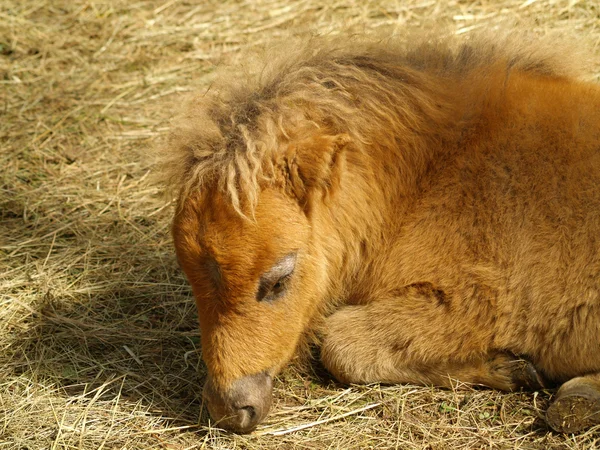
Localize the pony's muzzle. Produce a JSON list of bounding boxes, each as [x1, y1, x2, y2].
[[203, 372, 273, 433]]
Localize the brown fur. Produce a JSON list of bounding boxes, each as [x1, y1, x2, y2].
[[165, 31, 600, 430]]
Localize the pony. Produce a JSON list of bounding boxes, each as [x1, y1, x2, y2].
[[164, 31, 600, 433]]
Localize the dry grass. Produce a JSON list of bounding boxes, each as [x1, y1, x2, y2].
[[1, 0, 600, 448]]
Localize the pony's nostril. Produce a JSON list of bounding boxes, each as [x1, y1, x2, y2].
[[234, 404, 260, 431], [240, 405, 256, 421]]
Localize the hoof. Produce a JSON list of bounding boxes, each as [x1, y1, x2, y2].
[[509, 359, 546, 391], [546, 379, 600, 433]]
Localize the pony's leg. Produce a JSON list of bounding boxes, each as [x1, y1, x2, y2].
[[321, 285, 545, 391], [546, 374, 600, 433]]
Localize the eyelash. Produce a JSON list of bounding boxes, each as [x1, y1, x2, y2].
[[257, 273, 292, 302]]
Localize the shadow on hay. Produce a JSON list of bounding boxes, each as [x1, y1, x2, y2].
[[2, 204, 215, 426]]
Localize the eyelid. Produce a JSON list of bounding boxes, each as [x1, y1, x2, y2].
[[256, 253, 297, 301], [266, 253, 297, 280], [257, 272, 292, 302]]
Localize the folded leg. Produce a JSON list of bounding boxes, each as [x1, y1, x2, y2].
[[321, 284, 545, 390]]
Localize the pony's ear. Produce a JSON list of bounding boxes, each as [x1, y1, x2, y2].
[[284, 133, 351, 208]]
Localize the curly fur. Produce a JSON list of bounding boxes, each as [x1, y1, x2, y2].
[[161, 31, 586, 216]]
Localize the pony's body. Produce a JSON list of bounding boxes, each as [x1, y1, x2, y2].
[[167, 34, 600, 433]]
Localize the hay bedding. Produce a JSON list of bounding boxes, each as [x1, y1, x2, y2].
[[1, 0, 599, 448]]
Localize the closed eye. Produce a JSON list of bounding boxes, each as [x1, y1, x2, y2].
[[256, 253, 297, 302], [272, 273, 291, 294], [272, 279, 284, 292], [257, 272, 292, 302]]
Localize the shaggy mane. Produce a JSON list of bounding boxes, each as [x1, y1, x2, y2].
[[160, 31, 587, 215]]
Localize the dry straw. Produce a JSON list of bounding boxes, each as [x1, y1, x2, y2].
[[1, 0, 599, 448]]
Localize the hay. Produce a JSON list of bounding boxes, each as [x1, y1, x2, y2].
[[1, 0, 599, 448]]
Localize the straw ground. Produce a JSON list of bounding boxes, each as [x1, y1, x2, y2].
[[1, 0, 600, 448]]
